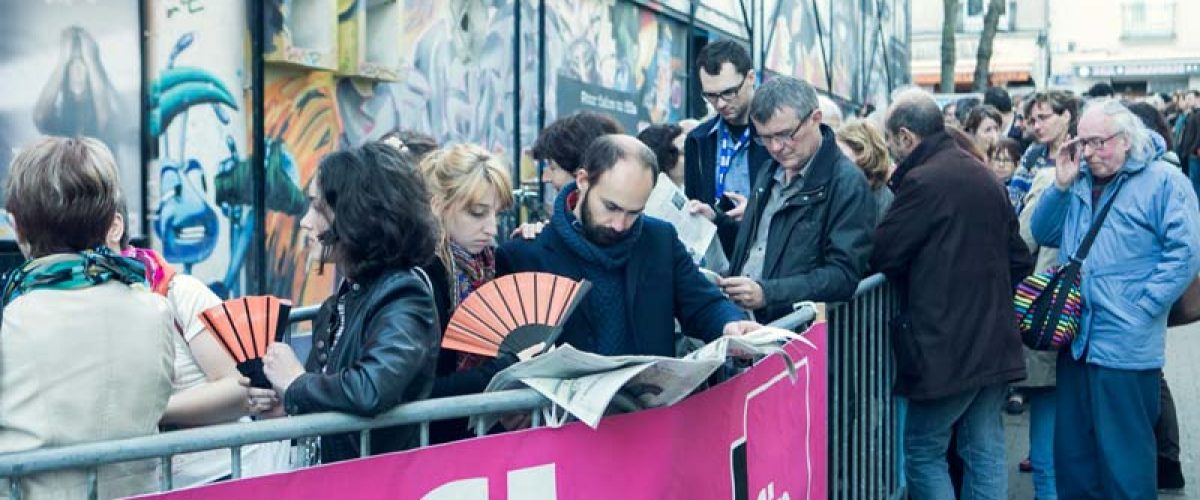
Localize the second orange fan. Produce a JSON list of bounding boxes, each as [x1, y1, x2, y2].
[[442, 272, 591, 358]]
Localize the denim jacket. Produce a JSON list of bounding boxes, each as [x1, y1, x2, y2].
[[1031, 133, 1200, 369]]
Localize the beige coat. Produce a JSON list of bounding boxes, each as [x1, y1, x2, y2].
[[1015, 168, 1060, 388], [0, 282, 175, 499]]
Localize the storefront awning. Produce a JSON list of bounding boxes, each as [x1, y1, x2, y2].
[[913, 70, 1031, 86]]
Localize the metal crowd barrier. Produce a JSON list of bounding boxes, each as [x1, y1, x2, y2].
[[0, 275, 900, 500], [827, 274, 905, 500]]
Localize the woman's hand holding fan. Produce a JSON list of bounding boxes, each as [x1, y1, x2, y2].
[[239, 377, 285, 418], [442, 273, 590, 358], [198, 295, 293, 389], [261, 343, 306, 395]]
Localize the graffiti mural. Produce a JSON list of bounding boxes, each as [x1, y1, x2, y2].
[[336, 0, 523, 154], [147, 0, 244, 292], [860, 0, 894, 109], [763, 0, 830, 92], [335, 0, 687, 155], [262, 70, 338, 305], [830, 0, 860, 98], [0, 0, 143, 237]]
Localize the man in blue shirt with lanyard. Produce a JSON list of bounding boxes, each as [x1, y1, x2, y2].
[[682, 40, 770, 257]]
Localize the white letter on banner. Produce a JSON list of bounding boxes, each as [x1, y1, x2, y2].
[[421, 477, 488, 499], [508, 464, 557, 499]]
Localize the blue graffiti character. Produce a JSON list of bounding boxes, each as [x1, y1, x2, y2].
[[155, 159, 220, 268]]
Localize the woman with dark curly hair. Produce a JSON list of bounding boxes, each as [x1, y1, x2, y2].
[[637, 123, 685, 187], [251, 142, 442, 464]]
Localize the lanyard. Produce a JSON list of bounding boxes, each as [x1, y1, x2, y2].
[[715, 122, 751, 201]]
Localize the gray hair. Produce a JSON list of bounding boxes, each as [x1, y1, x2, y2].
[[1084, 98, 1153, 164], [750, 76, 819, 124], [885, 86, 945, 138], [818, 95, 843, 127]]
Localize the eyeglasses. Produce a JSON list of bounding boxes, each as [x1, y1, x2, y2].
[[1025, 112, 1060, 126], [753, 111, 813, 147], [1078, 133, 1121, 151], [701, 81, 745, 103]]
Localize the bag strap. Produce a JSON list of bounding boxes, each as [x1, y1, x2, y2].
[[1071, 177, 1125, 263]]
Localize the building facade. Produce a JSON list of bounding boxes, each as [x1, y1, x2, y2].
[[1049, 0, 1200, 95], [910, 0, 1050, 92]]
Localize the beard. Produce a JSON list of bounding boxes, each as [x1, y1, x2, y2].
[[579, 190, 627, 247]]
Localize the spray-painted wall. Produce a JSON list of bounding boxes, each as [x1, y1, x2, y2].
[[146, 0, 249, 297], [0, 0, 907, 304], [158, 0, 908, 305], [761, 0, 911, 110]]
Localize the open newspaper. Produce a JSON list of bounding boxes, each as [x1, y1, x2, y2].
[[473, 327, 811, 430], [644, 172, 719, 267]]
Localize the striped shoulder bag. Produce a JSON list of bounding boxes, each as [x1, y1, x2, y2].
[[1014, 181, 1122, 351]]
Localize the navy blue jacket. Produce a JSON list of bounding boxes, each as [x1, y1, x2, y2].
[[495, 216, 744, 357], [683, 115, 772, 256]]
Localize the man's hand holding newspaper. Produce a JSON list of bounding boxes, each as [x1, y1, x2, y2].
[[474, 326, 813, 430]]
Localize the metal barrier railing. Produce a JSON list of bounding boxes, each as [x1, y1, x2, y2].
[[0, 275, 899, 500], [827, 274, 905, 500]]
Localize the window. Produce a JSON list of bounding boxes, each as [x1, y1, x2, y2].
[[961, 0, 1011, 33], [1121, 1, 1176, 39]]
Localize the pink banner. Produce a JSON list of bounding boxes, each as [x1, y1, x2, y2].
[[142, 323, 828, 500]]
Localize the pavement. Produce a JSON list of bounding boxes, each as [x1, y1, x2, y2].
[[1004, 322, 1200, 499]]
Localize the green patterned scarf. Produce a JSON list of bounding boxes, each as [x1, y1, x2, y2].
[[1, 247, 149, 308]]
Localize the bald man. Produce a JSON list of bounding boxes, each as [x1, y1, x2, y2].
[[497, 135, 761, 357]]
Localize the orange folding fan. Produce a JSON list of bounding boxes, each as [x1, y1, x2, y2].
[[442, 273, 591, 358], [198, 295, 293, 388]]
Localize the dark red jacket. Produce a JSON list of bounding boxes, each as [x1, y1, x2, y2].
[[870, 132, 1032, 401]]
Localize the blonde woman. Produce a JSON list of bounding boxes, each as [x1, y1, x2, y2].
[[835, 119, 894, 224], [419, 143, 543, 442]]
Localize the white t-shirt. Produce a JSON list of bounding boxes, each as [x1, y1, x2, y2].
[[161, 275, 289, 487], [168, 274, 219, 393]]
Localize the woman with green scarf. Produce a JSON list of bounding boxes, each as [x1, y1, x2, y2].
[[0, 137, 175, 499]]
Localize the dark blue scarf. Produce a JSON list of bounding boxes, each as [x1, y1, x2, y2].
[[550, 182, 642, 355]]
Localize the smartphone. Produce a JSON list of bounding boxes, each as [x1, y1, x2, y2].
[[717, 194, 737, 212]]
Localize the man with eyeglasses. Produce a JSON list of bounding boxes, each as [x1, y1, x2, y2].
[[1030, 98, 1200, 500], [716, 76, 874, 323], [682, 40, 771, 257], [1007, 91, 1082, 213]]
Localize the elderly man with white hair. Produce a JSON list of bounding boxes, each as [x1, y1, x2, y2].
[[1031, 98, 1200, 499]]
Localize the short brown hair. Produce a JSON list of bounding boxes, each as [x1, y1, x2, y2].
[[962, 105, 1003, 135], [5, 137, 120, 258], [1023, 90, 1082, 134]]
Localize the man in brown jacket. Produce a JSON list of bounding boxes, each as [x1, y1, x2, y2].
[[871, 88, 1032, 500]]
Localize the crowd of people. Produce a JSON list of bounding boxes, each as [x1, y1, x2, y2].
[[0, 38, 1197, 500]]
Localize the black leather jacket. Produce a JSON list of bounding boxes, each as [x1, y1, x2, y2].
[[284, 267, 440, 463]]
